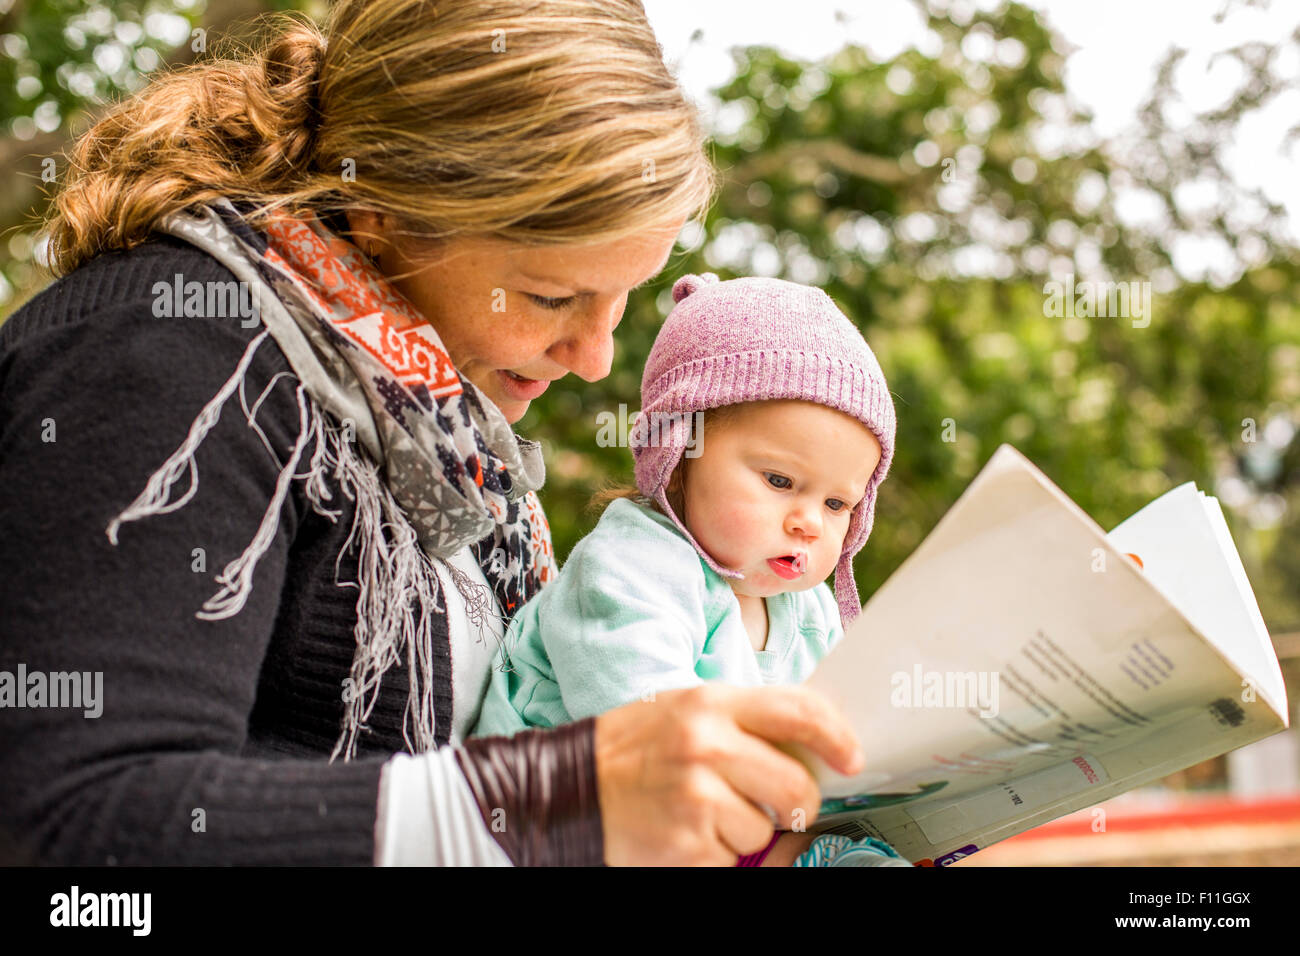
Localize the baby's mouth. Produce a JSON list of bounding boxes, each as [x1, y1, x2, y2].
[[766, 552, 807, 579]]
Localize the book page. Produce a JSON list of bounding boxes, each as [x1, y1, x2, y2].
[[817, 695, 1282, 864], [797, 445, 1286, 813], [1108, 484, 1284, 715]]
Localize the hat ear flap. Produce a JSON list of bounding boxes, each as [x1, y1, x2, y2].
[[844, 487, 876, 557], [651, 411, 694, 491], [671, 272, 720, 304]]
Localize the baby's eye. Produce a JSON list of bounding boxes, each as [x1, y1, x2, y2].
[[826, 498, 848, 513], [527, 293, 577, 310], [764, 473, 792, 489]]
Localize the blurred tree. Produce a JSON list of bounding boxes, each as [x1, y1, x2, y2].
[[519, 0, 1300, 647], [2, 0, 1297, 644], [0, 0, 315, 306]]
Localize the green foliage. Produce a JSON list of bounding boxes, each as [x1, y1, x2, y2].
[[0, 0, 313, 305], [3, 0, 1297, 630], [520, 1, 1300, 633], [0, 1, 188, 127]]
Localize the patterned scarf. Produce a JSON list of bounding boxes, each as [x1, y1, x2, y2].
[[105, 198, 557, 758]]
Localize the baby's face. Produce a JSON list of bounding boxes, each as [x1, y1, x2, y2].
[[677, 400, 882, 598]]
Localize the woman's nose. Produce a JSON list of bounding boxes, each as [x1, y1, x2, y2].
[[549, 298, 624, 382]]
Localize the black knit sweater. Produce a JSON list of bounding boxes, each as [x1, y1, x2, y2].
[[0, 236, 466, 864]]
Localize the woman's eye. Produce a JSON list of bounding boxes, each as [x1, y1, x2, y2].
[[527, 293, 576, 310], [765, 473, 792, 489]]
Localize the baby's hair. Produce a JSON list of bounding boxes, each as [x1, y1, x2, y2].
[[586, 402, 749, 517]]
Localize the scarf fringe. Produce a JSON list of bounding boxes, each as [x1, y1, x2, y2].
[[106, 330, 274, 547], [319, 403, 441, 760], [104, 332, 502, 762]]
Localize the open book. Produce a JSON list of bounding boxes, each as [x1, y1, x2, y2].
[[795, 444, 1289, 866]]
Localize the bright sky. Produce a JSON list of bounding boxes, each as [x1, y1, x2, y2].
[[643, 0, 1300, 262]]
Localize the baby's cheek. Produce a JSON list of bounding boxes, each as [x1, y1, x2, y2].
[[817, 525, 852, 574], [711, 501, 763, 560]]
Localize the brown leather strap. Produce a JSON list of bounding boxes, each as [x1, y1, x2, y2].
[[454, 718, 604, 866]]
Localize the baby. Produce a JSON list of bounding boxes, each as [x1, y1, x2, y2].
[[471, 272, 905, 866]]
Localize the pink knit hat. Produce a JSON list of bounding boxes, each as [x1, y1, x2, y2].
[[630, 273, 896, 626]]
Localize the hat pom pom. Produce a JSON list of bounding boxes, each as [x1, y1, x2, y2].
[[671, 272, 720, 304]]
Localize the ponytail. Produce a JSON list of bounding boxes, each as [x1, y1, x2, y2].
[[44, 17, 328, 275]]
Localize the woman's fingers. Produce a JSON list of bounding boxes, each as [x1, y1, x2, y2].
[[707, 774, 778, 858], [594, 683, 865, 865], [692, 714, 825, 831], [727, 684, 864, 776]]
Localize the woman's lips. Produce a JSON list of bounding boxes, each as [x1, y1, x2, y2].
[[496, 369, 551, 401], [767, 553, 807, 580]]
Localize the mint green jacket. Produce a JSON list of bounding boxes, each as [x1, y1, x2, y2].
[[471, 497, 845, 737]]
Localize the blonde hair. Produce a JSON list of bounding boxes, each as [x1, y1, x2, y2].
[[41, 0, 717, 276], [587, 402, 748, 515]]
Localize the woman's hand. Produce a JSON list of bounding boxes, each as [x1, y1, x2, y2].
[[593, 684, 864, 865]]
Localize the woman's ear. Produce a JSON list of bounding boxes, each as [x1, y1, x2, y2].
[[344, 208, 393, 262]]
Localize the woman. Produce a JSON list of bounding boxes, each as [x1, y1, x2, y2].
[[0, 0, 863, 866]]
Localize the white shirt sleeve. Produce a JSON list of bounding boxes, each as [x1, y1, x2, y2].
[[439, 547, 506, 745], [373, 544, 514, 865], [373, 748, 512, 866]]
